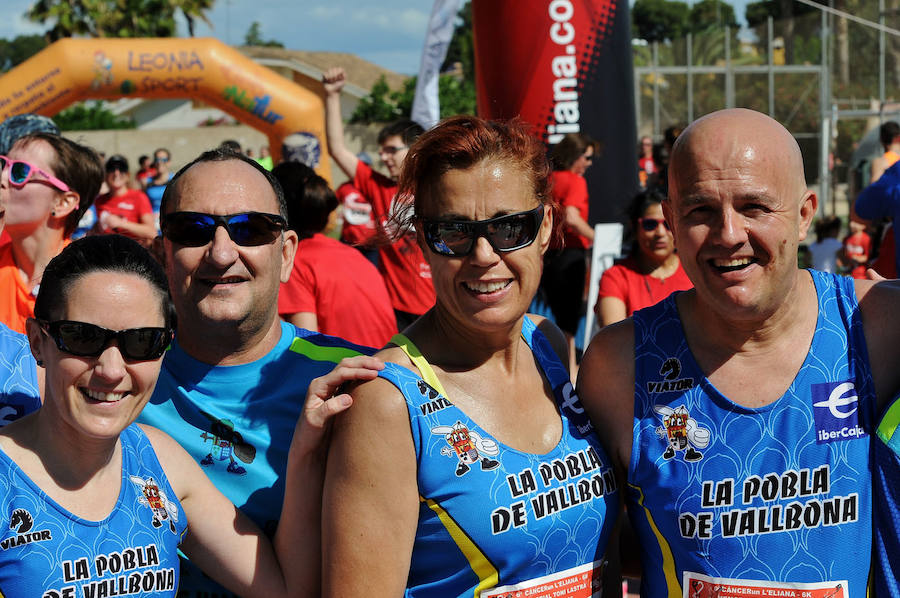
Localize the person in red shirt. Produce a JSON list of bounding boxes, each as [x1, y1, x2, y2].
[[540, 133, 597, 371], [273, 162, 396, 348], [843, 220, 872, 279], [637, 135, 657, 189], [92, 155, 156, 245], [596, 189, 692, 325], [323, 66, 434, 331]]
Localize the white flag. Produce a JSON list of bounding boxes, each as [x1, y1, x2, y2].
[[411, 0, 465, 130]]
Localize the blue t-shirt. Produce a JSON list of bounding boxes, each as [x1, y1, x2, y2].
[[629, 270, 874, 598], [0, 321, 40, 427], [378, 316, 618, 597], [856, 159, 900, 272], [875, 397, 900, 597], [0, 424, 187, 597], [137, 321, 373, 597]]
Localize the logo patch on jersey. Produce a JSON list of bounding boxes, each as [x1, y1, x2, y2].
[[654, 404, 711, 461], [417, 380, 452, 415], [432, 421, 501, 477], [811, 381, 867, 444], [0, 508, 51, 550], [198, 412, 255, 476], [129, 476, 179, 534], [646, 357, 694, 393]]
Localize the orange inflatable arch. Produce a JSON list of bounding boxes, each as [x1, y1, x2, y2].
[[0, 37, 330, 176]]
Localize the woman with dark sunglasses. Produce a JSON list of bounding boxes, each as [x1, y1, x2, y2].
[[540, 132, 598, 376], [0, 234, 381, 596], [595, 189, 692, 326], [0, 133, 103, 334], [322, 116, 619, 597]]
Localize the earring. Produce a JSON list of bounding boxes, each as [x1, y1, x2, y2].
[[36, 359, 43, 367], [50, 211, 56, 217]]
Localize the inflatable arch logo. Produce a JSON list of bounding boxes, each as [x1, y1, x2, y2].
[[0, 37, 330, 175]]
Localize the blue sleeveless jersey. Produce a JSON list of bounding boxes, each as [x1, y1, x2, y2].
[[0, 424, 187, 597], [874, 397, 900, 597], [629, 270, 874, 598], [378, 316, 618, 598]]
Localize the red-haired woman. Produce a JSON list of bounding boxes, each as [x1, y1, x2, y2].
[[322, 116, 619, 597]]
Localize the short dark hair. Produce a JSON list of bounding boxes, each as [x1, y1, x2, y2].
[[377, 119, 425, 147], [548, 133, 597, 171], [880, 121, 900, 148], [14, 133, 102, 238], [219, 139, 242, 153], [271, 161, 320, 235], [160, 148, 288, 223], [34, 234, 174, 330], [105, 154, 129, 173]]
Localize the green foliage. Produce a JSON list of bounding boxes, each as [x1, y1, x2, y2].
[[688, 0, 738, 33], [26, 0, 214, 40], [52, 101, 135, 131], [350, 73, 476, 124], [243, 21, 284, 48], [0, 35, 47, 72], [632, 0, 690, 42], [442, 1, 473, 77]]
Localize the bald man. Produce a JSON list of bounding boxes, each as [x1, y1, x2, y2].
[[579, 108, 900, 596]]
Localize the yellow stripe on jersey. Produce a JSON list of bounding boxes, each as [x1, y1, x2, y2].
[[391, 334, 448, 395], [421, 495, 499, 596], [288, 336, 362, 363], [629, 482, 681, 598]]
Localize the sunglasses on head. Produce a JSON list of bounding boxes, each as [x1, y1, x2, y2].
[[422, 205, 545, 257], [160, 211, 287, 247], [0, 155, 70, 192], [39, 320, 172, 361], [638, 217, 670, 232]]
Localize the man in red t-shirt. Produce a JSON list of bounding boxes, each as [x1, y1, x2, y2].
[[273, 163, 396, 347], [323, 67, 434, 331], [93, 155, 157, 245]]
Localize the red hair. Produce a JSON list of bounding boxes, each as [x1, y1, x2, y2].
[[391, 115, 559, 242]]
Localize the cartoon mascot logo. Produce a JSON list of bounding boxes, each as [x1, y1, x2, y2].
[[130, 476, 179, 534], [654, 404, 711, 461], [433, 421, 500, 476]]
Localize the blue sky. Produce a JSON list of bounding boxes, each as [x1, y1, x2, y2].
[[2, 0, 757, 76]]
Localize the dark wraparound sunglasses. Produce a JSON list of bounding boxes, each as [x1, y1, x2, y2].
[[161, 211, 286, 247], [422, 205, 545, 257], [638, 217, 670, 232], [39, 320, 173, 361]]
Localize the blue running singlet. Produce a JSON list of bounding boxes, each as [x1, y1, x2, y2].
[[378, 316, 618, 598], [874, 397, 900, 597], [629, 270, 874, 598], [0, 424, 187, 597]]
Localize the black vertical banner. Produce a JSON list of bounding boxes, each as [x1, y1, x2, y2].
[[472, 0, 638, 224]]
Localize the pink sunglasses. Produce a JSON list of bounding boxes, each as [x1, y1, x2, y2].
[[0, 155, 70, 192]]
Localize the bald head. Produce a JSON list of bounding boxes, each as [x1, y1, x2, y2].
[[669, 109, 807, 204]]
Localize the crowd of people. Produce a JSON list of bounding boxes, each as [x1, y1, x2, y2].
[[0, 86, 897, 597]]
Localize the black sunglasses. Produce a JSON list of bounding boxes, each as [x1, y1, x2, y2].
[[422, 205, 545, 257], [638, 217, 669, 232], [161, 211, 286, 247], [39, 320, 172, 361]]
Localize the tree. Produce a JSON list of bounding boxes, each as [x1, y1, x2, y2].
[[53, 101, 135, 130], [688, 0, 737, 34], [0, 35, 47, 72], [441, 1, 473, 77], [350, 73, 476, 124], [26, 0, 214, 40], [243, 21, 284, 48], [631, 0, 690, 43]]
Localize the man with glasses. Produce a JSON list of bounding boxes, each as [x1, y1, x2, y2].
[[322, 66, 434, 331], [137, 148, 375, 597]]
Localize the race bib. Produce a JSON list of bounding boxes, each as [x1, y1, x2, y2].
[[482, 560, 604, 598], [684, 572, 848, 598]]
